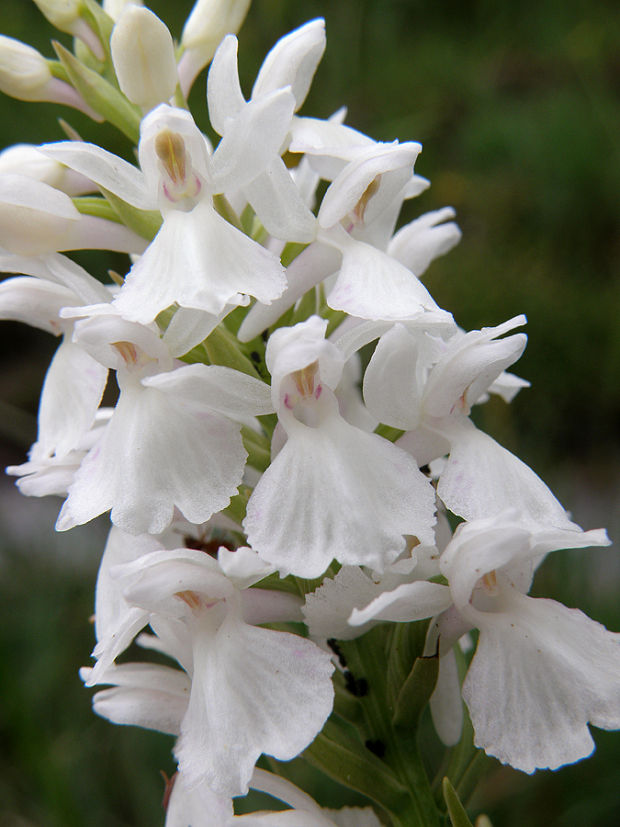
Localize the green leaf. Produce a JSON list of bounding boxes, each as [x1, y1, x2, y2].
[[442, 777, 474, 827], [240, 426, 271, 472], [213, 194, 242, 231], [386, 620, 429, 705], [290, 286, 320, 325], [221, 485, 251, 524], [100, 188, 162, 241], [392, 654, 439, 730], [374, 423, 406, 443], [52, 41, 141, 142], [203, 326, 262, 379], [281, 241, 308, 267], [303, 717, 410, 813], [72, 196, 121, 223], [80, 0, 115, 64], [324, 306, 348, 337]]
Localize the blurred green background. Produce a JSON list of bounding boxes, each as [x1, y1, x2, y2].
[[0, 0, 619, 825]]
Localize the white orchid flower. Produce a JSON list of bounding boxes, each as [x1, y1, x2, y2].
[[85, 546, 334, 796], [238, 142, 456, 342], [41, 101, 292, 323], [0, 253, 111, 459], [350, 514, 615, 772], [0, 174, 146, 256], [55, 312, 273, 534], [361, 314, 574, 528], [243, 316, 436, 577], [207, 21, 325, 242]]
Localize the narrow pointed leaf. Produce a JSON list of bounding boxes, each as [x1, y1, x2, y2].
[[442, 777, 474, 827], [393, 654, 439, 730], [101, 187, 161, 241], [303, 717, 409, 813], [53, 41, 141, 141]]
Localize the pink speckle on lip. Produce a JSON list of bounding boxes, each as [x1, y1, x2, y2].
[[315, 384, 322, 399], [283, 393, 293, 409]]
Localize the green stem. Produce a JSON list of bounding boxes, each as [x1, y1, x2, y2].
[[342, 630, 441, 827]]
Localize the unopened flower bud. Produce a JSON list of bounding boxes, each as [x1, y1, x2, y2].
[[103, 0, 143, 21], [0, 36, 101, 118], [0, 36, 52, 101], [0, 144, 95, 196], [32, 0, 104, 60], [178, 0, 251, 95], [32, 0, 82, 31], [111, 6, 178, 112]]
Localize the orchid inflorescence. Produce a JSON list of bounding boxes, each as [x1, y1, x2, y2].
[[0, 1, 618, 825]]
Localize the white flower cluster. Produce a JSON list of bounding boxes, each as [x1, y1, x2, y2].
[[1, 2, 618, 824]]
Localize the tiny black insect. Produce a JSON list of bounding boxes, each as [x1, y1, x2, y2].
[[365, 739, 386, 758], [344, 670, 368, 697], [327, 638, 347, 668]]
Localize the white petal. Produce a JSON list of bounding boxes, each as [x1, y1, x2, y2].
[[56, 382, 247, 534], [238, 812, 334, 826], [71, 313, 171, 372], [162, 306, 222, 357], [0, 275, 75, 333], [243, 159, 316, 243], [325, 232, 440, 321], [303, 567, 386, 641], [143, 362, 273, 418], [464, 589, 620, 772], [240, 588, 303, 626], [318, 142, 421, 230], [0, 174, 79, 254], [110, 6, 178, 112], [439, 519, 532, 612], [94, 525, 164, 645], [41, 253, 112, 304], [166, 771, 233, 827], [40, 141, 152, 208], [245, 409, 436, 578], [388, 207, 462, 276], [289, 117, 375, 166], [266, 316, 344, 394], [175, 612, 334, 795], [362, 324, 423, 429], [138, 104, 212, 196], [113, 201, 285, 322], [396, 426, 451, 468], [349, 580, 452, 626], [217, 545, 276, 588], [487, 370, 531, 403], [7, 454, 80, 497], [210, 88, 296, 193], [37, 337, 108, 458], [119, 548, 233, 614], [89, 662, 190, 735], [429, 648, 463, 746], [440, 515, 610, 614], [251, 19, 326, 110], [437, 421, 579, 530], [206, 35, 245, 135], [237, 242, 339, 343], [424, 316, 527, 418]]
